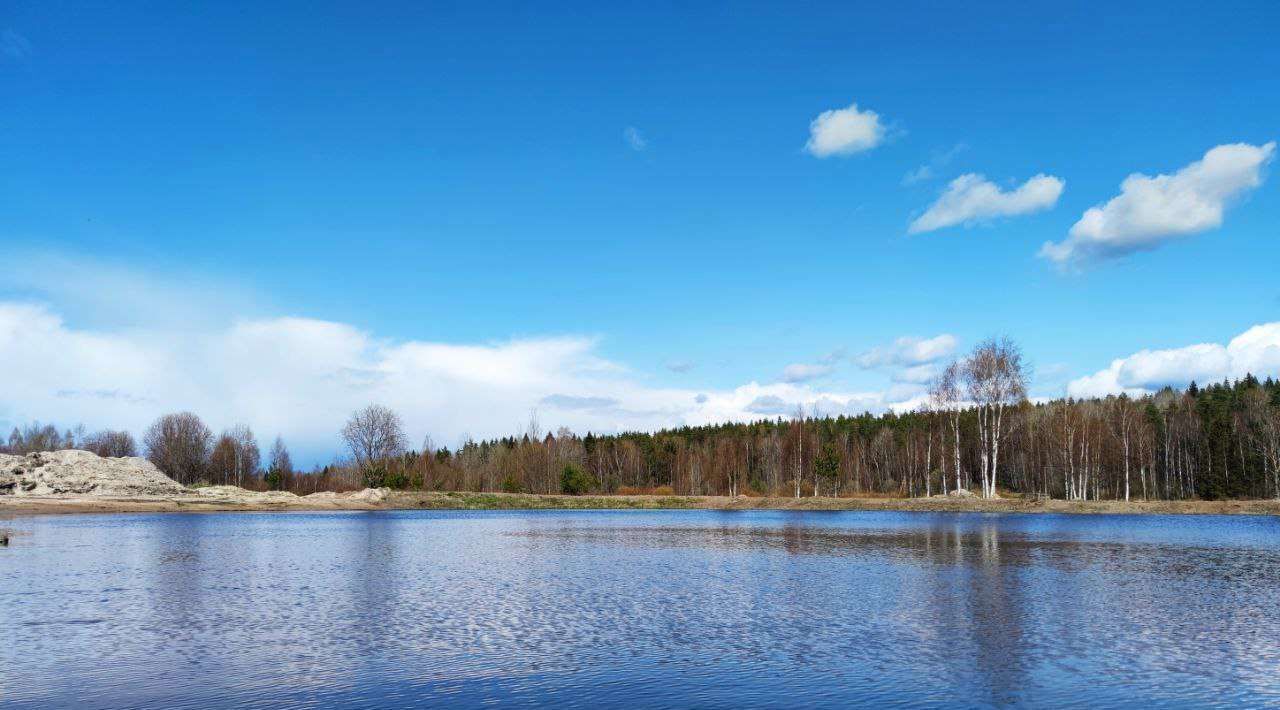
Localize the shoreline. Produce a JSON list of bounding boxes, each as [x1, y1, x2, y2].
[[4, 490, 1280, 517]]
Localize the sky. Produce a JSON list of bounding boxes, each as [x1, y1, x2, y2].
[[2, 2, 1279, 465]]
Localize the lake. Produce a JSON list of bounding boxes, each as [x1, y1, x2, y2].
[[2, 510, 1279, 708]]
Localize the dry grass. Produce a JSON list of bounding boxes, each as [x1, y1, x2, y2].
[[6, 491, 1279, 517], [616, 485, 675, 496]]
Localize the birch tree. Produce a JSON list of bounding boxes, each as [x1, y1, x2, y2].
[[962, 338, 1027, 499], [930, 362, 965, 494]]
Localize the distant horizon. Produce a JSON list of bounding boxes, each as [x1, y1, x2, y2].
[[5, 365, 1277, 473]]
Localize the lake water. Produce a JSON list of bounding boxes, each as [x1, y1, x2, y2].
[[3, 510, 1279, 708]]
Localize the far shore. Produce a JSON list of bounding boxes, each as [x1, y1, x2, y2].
[[4, 490, 1280, 517]]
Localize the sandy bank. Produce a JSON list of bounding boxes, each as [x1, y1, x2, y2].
[[4, 489, 1279, 517], [4, 450, 1276, 517]]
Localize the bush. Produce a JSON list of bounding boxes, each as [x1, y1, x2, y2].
[[361, 463, 388, 489], [501, 473, 524, 493], [384, 469, 409, 490], [560, 464, 592, 495]]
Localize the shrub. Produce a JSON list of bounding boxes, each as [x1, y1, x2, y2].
[[361, 463, 388, 489], [501, 473, 524, 493], [560, 464, 592, 495], [383, 469, 409, 490]]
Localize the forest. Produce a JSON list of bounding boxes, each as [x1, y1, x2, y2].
[[6, 340, 1280, 502]]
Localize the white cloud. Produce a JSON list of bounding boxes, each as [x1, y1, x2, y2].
[[1041, 142, 1275, 265], [884, 383, 927, 404], [744, 395, 791, 415], [804, 102, 886, 158], [779, 348, 848, 383], [540, 394, 620, 411], [0, 301, 926, 466], [781, 362, 834, 383], [901, 166, 934, 185], [891, 363, 937, 384], [909, 173, 1064, 234], [857, 334, 958, 369], [624, 126, 647, 151], [1067, 322, 1280, 398], [902, 143, 967, 186]]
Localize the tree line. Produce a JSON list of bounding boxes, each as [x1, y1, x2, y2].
[[5, 337, 1280, 500], [3, 414, 295, 491]]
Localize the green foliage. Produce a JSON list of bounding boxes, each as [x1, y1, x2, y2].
[[815, 441, 841, 487], [265, 467, 285, 491], [361, 463, 388, 489], [560, 463, 592, 495], [501, 472, 524, 493]]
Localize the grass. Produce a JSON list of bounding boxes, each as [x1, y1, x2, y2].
[[387, 490, 1280, 516], [411, 491, 705, 510]]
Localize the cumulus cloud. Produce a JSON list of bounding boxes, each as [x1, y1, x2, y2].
[[1067, 322, 1280, 398], [0, 301, 927, 465], [891, 363, 938, 384], [745, 395, 791, 415], [1041, 142, 1275, 265], [624, 126, 647, 151], [779, 348, 847, 383], [908, 173, 1064, 234], [857, 334, 958, 369], [804, 102, 886, 157], [780, 362, 834, 383]]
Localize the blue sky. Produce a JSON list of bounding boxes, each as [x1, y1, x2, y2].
[[2, 2, 1279, 463]]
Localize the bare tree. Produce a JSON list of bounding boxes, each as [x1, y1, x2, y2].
[[264, 436, 293, 490], [209, 425, 261, 487], [83, 430, 138, 458], [1243, 389, 1280, 499], [792, 404, 805, 498], [1108, 396, 1140, 502], [962, 338, 1028, 499], [268, 436, 293, 475], [144, 412, 213, 484], [930, 362, 965, 494], [341, 404, 407, 468], [5, 422, 68, 454]]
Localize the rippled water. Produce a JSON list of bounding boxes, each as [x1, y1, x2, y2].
[[3, 510, 1279, 708]]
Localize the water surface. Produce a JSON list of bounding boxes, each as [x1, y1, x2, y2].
[[3, 510, 1279, 708]]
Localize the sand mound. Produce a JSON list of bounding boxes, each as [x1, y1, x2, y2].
[[192, 486, 389, 505], [0, 450, 188, 497], [193, 486, 300, 503], [349, 487, 390, 503]]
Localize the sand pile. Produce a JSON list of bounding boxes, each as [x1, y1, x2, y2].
[[0, 450, 189, 497], [0, 450, 393, 509], [349, 487, 390, 503], [193, 486, 301, 504], [192, 485, 391, 505]]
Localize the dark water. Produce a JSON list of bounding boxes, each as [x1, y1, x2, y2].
[[3, 510, 1280, 709]]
